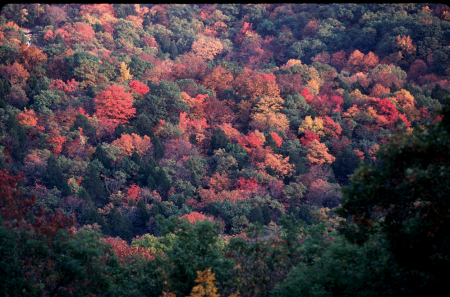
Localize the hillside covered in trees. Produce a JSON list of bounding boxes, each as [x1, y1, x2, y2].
[[1, 3, 450, 296]]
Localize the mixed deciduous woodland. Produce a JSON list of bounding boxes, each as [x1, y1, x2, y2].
[[1, 3, 450, 296]]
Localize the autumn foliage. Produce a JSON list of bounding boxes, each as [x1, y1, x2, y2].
[[179, 212, 214, 225], [111, 133, 153, 156], [94, 84, 136, 124], [129, 80, 150, 95], [2, 4, 450, 295]]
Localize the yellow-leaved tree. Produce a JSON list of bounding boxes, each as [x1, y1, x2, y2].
[[118, 61, 133, 83], [298, 116, 324, 136], [250, 96, 290, 132], [187, 269, 220, 297]]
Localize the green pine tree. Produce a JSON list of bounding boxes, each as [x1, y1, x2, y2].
[[42, 154, 71, 197], [248, 206, 265, 225], [169, 40, 179, 59], [81, 162, 107, 205], [262, 205, 271, 225], [104, 207, 133, 242], [264, 132, 278, 152], [208, 127, 230, 156], [91, 145, 112, 171], [153, 135, 164, 160]]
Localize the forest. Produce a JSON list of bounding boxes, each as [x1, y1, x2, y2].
[[0, 3, 449, 296]]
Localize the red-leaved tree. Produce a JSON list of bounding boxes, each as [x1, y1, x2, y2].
[[300, 130, 321, 146], [129, 80, 149, 95]]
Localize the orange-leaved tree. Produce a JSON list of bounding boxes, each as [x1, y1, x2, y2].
[[111, 133, 153, 156], [94, 84, 136, 124], [179, 212, 214, 225], [306, 139, 335, 166]]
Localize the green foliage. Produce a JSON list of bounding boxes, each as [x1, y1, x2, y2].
[[283, 181, 307, 206], [248, 206, 264, 225], [129, 55, 154, 79], [103, 207, 133, 242], [72, 113, 96, 140], [154, 217, 232, 296], [224, 143, 248, 170], [431, 83, 450, 105], [156, 167, 172, 195], [184, 156, 206, 187], [65, 51, 102, 85], [92, 144, 113, 171], [264, 132, 278, 152], [113, 4, 137, 19], [288, 38, 327, 64], [332, 146, 361, 185], [297, 204, 314, 225], [271, 234, 396, 297], [208, 127, 230, 156], [132, 232, 176, 253], [337, 98, 450, 295], [0, 227, 121, 296], [81, 161, 108, 204], [278, 139, 307, 177], [1, 4, 450, 295], [3, 109, 28, 161], [138, 80, 188, 125]]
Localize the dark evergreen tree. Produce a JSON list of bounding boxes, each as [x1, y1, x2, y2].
[[390, 82, 400, 93], [156, 34, 171, 53], [129, 55, 153, 78], [248, 206, 264, 225], [93, 23, 104, 33], [114, 124, 126, 137], [91, 145, 112, 171], [54, 33, 66, 47], [72, 114, 96, 140], [431, 83, 450, 105], [189, 133, 197, 145], [265, 166, 277, 177], [262, 205, 271, 225], [225, 143, 248, 170], [77, 187, 91, 202], [298, 204, 313, 225], [5, 112, 28, 162], [289, 203, 300, 219], [135, 199, 150, 234], [143, 16, 151, 28], [43, 16, 56, 28], [351, 81, 367, 95], [332, 146, 361, 185], [147, 174, 157, 190], [169, 40, 179, 59], [342, 90, 353, 110], [42, 154, 71, 197], [157, 47, 166, 60], [264, 132, 278, 153], [208, 127, 230, 156], [103, 207, 133, 242], [153, 135, 164, 160], [135, 114, 154, 138], [0, 79, 6, 109], [79, 202, 105, 228], [113, 4, 136, 19], [130, 151, 144, 169], [81, 161, 107, 205], [156, 167, 171, 197], [335, 77, 351, 93]]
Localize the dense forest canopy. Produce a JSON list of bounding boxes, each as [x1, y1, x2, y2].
[[1, 3, 449, 296]]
